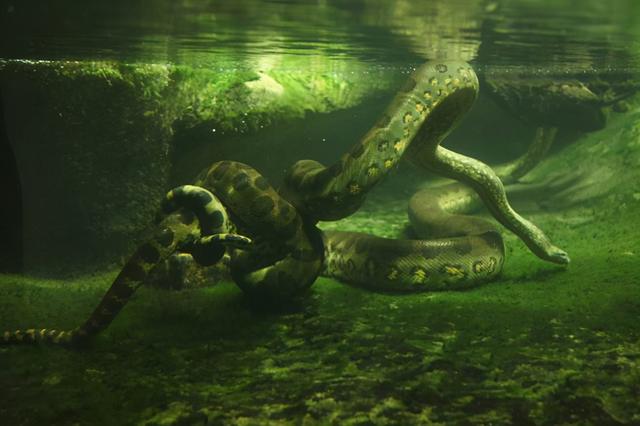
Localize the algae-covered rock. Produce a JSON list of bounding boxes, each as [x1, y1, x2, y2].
[[0, 58, 395, 274], [0, 60, 175, 274], [170, 58, 396, 135]]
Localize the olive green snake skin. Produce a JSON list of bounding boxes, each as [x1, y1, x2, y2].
[[2, 61, 569, 345]]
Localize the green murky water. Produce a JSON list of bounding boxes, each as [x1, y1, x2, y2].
[[1, 1, 639, 424]]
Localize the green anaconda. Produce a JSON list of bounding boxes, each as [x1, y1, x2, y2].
[[2, 61, 569, 346]]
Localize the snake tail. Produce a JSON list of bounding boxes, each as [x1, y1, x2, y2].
[[2, 224, 189, 345], [2, 186, 236, 345]]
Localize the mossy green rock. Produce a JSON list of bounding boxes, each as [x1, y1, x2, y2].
[[1, 61, 175, 274], [0, 59, 394, 274]]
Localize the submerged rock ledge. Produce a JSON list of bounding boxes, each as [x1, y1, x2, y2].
[[0, 59, 395, 274]]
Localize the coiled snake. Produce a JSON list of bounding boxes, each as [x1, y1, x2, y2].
[[2, 62, 569, 346]]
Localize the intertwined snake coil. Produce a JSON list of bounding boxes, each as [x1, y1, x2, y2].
[[2, 62, 569, 345]]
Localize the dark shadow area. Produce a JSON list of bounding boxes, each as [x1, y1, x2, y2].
[[0, 88, 22, 273]]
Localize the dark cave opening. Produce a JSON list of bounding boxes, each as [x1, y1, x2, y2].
[[0, 88, 23, 273]]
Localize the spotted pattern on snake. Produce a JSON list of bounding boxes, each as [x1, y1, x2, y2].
[[2, 61, 568, 345]]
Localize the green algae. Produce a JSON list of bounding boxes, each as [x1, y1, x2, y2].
[[1, 86, 640, 426], [0, 58, 395, 139], [171, 58, 396, 135]]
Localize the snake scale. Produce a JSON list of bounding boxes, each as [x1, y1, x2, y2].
[[2, 61, 569, 346]]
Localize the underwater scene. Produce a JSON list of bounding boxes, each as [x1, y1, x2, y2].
[[1, 0, 640, 424]]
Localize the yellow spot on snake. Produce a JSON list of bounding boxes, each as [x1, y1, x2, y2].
[[53, 331, 67, 343], [444, 78, 452, 86], [367, 166, 379, 177], [444, 265, 465, 278], [424, 90, 432, 100], [415, 102, 425, 113], [384, 159, 394, 169], [430, 77, 438, 86], [453, 78, 460, 85], [393, 139, 406, 152], [349, 183, 361, 194], [412, 268, 427, 284], [473, 257, 497, 274], [403, 113, 413, 123]]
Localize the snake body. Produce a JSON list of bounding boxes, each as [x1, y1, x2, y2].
[[2, 62, 569, 345]]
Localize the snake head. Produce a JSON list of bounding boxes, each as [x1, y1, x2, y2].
[[211, 233, 253, 249], [547, 246, 571, 265]]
